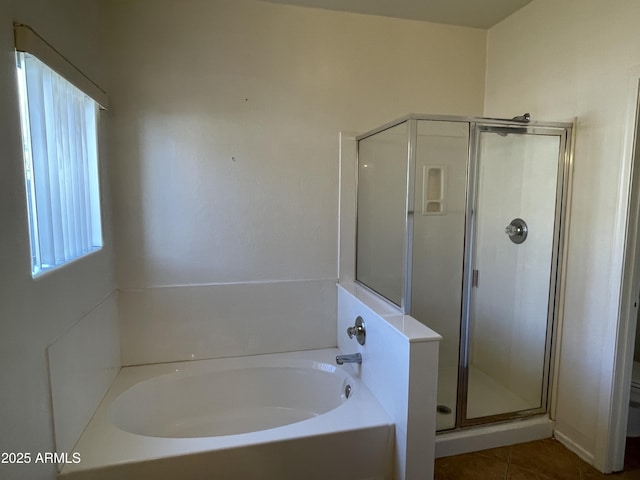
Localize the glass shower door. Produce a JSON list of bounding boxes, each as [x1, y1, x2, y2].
[[463, 126, 565, 424]]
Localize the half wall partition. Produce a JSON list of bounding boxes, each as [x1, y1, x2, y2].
[[356, 114, 572, 431]]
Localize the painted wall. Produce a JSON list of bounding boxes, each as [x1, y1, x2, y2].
[[485, 0, 640, 469], [106, 0, 487, 364], [0, 1, 118, 480]]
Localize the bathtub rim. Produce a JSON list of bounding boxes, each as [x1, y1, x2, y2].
[[60, 348, 393, 476], [107, 358, 353, 438]]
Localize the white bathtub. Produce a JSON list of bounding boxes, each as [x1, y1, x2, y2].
[[59, 348, 393, 480]]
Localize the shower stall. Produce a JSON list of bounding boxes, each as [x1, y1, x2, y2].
[[355, 114, 572, 431]]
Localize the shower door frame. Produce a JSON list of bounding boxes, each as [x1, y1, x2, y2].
[[355, 114, 573, 430], [457, 122, 573, 428]]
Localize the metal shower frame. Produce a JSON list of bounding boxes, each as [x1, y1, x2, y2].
[[355, 113, 574, 429]]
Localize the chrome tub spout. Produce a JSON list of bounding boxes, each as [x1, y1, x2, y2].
[[336, 353, 362, 365]]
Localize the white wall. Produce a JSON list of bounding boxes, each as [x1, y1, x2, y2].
[[106, 0, 487, 364], [47, 294, 120, 461], [119, 280, 335, 365], [0, 1, 118, 479], [485, 0, 640, 469]]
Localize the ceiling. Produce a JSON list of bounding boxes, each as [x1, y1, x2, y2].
[[260, 0, 533, 29]]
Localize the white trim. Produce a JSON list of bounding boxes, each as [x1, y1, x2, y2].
[[31, 247, 103, 281], [118, 278, 339, 291], [14, 24, 108, 108], [608, 65, 640, 473], [554, 428, 595, 465]]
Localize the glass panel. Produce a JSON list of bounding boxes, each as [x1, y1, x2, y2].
[[411, 120, 469, 430], [466, 130, 560, 420], [356, 122, 408, 306]]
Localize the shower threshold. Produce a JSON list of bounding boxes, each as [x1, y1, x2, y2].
[[435, 415, 553, 458], [437, 365, 542, 431]]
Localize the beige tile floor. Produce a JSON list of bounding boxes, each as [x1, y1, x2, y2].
[[434, 437, 640, 479]]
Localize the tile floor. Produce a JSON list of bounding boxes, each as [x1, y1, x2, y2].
[[434, 437, 640, 479]]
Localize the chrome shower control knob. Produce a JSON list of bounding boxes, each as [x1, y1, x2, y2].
[[505, 224, 522, 236], [505, 218, 528, 244], [347, 316, 366, 345]]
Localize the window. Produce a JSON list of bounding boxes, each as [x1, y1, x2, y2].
[[15, 26, 105, 277]]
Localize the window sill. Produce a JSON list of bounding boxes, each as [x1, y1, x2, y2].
[[32, 246, 103, 281]]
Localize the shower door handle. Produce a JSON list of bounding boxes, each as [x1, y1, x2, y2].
[[505, 218, 528, 244]]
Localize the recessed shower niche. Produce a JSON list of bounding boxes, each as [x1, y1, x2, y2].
[[355, 114, 572, 431]]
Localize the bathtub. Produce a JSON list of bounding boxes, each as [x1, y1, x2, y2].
[[59, 348, 394, 480]]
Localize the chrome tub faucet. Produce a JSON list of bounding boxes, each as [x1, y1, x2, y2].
[[336, 353, 362, 365]]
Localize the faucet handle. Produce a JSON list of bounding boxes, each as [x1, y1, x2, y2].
[[346, 316, 366, 345]]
